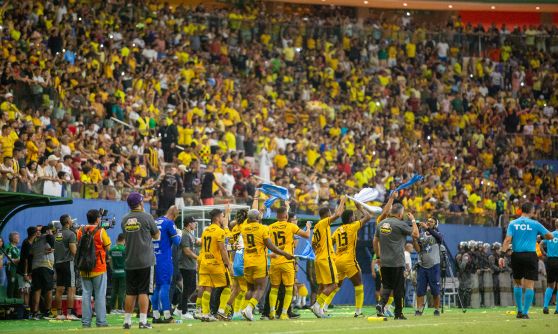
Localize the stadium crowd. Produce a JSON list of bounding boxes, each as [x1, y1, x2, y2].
[[0, 1, 558, 227]]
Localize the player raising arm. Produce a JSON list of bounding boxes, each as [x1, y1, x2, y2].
[[328, 202, 373, 317], [240, 209, 294, 321], [310, 195, 347, 318]]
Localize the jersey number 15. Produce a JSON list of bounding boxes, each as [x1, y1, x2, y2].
[[273, 231, 286, 247]]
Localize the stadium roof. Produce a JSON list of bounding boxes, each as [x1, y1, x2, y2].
[[267, 0, 558, 13], [0, 192, 73, 234]]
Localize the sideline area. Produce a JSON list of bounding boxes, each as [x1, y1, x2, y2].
[[1, 306, 557, 334]]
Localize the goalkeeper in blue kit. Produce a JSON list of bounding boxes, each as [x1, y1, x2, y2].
[[152, 206, 182, 323]]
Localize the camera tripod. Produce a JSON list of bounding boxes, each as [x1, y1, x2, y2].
[[440, 246, 467, 314]]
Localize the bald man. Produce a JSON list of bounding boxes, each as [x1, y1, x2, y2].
[[152, 206, 182, 323]]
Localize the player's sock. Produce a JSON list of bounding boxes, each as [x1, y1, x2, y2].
[[163, 310, 171, 319], [202, 291, 211, 316], [316, 293, 326, 308], [523, 289, 534, 315], [124, 313, 132, 325], [160, 284, 171, 317], [234, 292, 245, 314], [301, 296, 307, 307], [151, 285, 161, 318], [139, 313, 147, 324], [269, 287, 279, 314], [355, 285, 364, 314], [196, 297, 202, 310], [387, 295, 394, 306], [282, 287, 294, 315], [152, 310, 161, 319], [324, 288, 339, 311], [245, 298, 258, 312], [544, 287, 554, 309], [241, 298, 250, 310], [513, 287, 523, 313], [219, 288, 231, 313]]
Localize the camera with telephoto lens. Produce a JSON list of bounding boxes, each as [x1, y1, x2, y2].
[[99, 208, 116, 229]]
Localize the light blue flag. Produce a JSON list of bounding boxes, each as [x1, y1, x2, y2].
[[295, 239, 315, 260], [258, 184, 290, 218], [393, 174, 424, 193]]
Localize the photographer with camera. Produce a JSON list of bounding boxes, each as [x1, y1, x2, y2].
[[412, 218, 443, 316], [53, 215, 79, 321], [76, 209, 112, 328], [30, 224, 55, 320]]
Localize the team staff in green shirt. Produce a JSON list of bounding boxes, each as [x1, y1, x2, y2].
[[109, 233, 126, 313]]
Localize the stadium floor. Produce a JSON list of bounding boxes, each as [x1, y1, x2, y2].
[[1, 306, 557, 334]]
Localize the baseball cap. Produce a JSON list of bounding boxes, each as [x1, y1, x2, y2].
[[127, 192, 144, 208], [247, 209, 260, 222], [47, 154, 60, 162]]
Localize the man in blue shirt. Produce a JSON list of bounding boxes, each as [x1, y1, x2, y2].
[[541, 219, 558, 314], [502, 202, 553, 319], [152, 206, 182, 323]]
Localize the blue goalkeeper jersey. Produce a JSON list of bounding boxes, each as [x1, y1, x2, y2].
[[153, 216, 181, 266]]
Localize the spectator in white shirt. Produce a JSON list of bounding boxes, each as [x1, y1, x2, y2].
[[436, 41, 449, 62]]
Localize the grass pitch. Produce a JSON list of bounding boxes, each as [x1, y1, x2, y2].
[[1, 306, 557, 334]]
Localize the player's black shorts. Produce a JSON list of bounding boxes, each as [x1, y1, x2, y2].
[[31, 267, 54, 292], [126, 266, 154, 295], [55, 261, 76, 288], [511, 252, 538, 281], [546, 257, 558, 283]]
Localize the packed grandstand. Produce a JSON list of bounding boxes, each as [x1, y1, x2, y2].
[[0, 0, 557, 227]]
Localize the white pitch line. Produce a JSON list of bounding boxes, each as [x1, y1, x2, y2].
[[260, 318, 553, 334]]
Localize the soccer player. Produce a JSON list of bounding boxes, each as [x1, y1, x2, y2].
[[151, 206, 182, 323], [224, 209, 249, 320], [541, 218, 558, 314], [198, 207, 232, 322], [240, 209, 294, 321], [502, 202, 553, 319], [310, 195, 347, 318], [268, 206, 311, 319], [328, 203, 373, 317]]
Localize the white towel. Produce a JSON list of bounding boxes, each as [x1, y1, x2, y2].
[[348, 188, 382, 213]]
